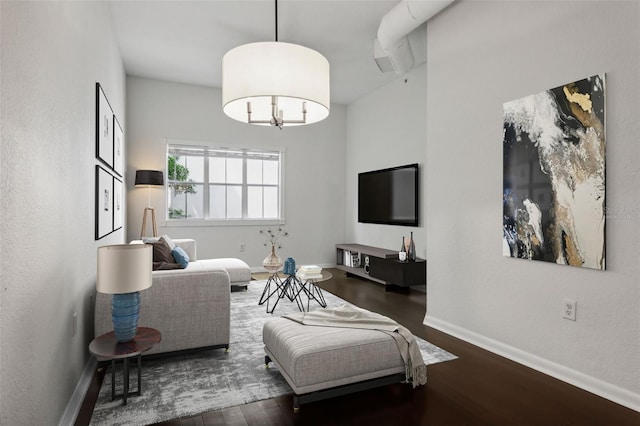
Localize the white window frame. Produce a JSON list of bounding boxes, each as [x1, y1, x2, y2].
[[165, 141, 285, 227]]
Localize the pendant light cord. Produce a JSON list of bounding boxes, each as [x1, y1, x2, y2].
[[274, 0, 278, 42]]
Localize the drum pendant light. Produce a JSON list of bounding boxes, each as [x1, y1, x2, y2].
[[222, 0, 330, 128]]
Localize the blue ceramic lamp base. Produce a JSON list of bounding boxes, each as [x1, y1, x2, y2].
[[111, 292, 140, 342]]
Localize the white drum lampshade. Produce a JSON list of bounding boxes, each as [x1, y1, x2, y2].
[[222, 41, 330, 128], [97, 244, 153, 342]]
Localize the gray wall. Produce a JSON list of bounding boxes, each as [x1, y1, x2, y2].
[[0, 1, 126, 424], [126, 76, 347, 268], [346, 0, 639, 410], [346, 64, 427, 255], [424, 0, 639, 409]]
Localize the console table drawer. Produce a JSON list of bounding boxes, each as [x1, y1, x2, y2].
[[369, 257, 426, 287]]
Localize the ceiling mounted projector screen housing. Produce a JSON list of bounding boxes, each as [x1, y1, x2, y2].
[[358, 163, 419, 226]]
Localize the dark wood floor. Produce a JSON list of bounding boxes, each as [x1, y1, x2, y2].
[[77, 269, 640, 425]]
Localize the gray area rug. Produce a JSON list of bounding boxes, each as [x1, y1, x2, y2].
[[89, 280, 457, 426]]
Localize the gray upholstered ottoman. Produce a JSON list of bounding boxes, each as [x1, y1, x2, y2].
[[263, 316, 407, 412]]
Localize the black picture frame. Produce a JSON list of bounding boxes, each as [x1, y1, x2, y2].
[[96, 165, 114, 240], [96, 83, 114, 169], [113, 115, 124, 177], [113, 175, 123, 232]]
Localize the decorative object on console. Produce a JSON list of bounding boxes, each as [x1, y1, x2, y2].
[[97, 244, 153, 342], [399, 236, 407, 262], [136, 169, 164, 239], [503, 74, 606, 270], [407, 231, 416, 262], [221, 0, 329, 129]]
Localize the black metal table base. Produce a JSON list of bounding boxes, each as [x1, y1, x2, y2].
[[258, 273, 327, 313], [111, 355, 142, 405]]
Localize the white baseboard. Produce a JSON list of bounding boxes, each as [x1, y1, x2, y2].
[[58, 357, 97, 426], [425, 315, 640, 413]]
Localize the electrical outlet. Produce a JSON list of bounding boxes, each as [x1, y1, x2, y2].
[[240, 243, 246, 252], [72, 312, 78, 336], [562, 299, 577, 321]]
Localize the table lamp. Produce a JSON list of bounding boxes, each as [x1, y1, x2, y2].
[[135, 169, 164, 239], [97, 244, 153, 342]]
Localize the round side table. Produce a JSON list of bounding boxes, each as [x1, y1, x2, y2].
[[89, 326, 161, 405], [296, 270, 332, 311]]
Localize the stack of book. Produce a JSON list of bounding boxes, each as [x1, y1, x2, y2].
[[297, 265, 323, 280], [342, 250, 361, 268]]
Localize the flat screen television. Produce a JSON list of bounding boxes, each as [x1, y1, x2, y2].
[[358, 163, 419, 226]]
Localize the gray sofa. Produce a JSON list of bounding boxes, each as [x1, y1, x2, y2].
[[95, 239, 250, 356]]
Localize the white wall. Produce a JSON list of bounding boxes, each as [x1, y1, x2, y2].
[[423, 0, 639, 410], [345, 0, 639, 411], [0, 1, 125, 424], [345, 64, 427, 255], [126, 77, 347, 268]]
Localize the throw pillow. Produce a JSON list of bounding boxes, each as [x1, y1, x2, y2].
[[142, 237, 159, 244], [172, 247, 190, 268], [160, 234, 176, 250], [150, 238, 174, 265], [153, 261, 182, 270]]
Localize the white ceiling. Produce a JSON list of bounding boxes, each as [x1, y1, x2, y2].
[[109, 0, 425, 105]]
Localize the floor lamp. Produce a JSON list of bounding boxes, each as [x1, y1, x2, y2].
[[135, 170, 164, 239]]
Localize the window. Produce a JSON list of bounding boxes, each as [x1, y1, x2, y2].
[[167, 144, 283, 224]]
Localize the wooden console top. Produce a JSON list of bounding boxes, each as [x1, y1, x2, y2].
[[335, 243, 398, 259]]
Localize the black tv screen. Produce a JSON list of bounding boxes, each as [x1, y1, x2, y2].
[[358, 164, 419, 226]]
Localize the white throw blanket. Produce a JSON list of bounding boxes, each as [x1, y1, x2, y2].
[[283, 304, 427, 387]]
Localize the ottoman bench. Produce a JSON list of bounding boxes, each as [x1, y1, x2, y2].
[[263, 316, 408, 412]]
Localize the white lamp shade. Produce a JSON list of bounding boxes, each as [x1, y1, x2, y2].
[[222, 42, 330, 126], [97, 244, 153, 294]]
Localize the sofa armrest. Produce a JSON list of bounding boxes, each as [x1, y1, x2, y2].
[[95, 269, 230, 354], [172, 239, 197, 261]]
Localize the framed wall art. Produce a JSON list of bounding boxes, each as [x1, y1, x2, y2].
[[113, 175, 123, 231], [113, 115, 124, 176], [502, 74, 606, 270], [96, 165, 114, 240], [96, 83, 114, 168]]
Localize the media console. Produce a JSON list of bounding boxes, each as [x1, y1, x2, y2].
[[335, 243, 426, 291]]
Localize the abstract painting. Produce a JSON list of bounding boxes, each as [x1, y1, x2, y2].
[[503, 74, 605, 270]]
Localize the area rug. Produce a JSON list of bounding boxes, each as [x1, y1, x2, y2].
[[89, 281, 457, 426]]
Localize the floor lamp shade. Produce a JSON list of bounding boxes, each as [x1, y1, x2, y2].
[[135, 170, 163, 238], [97, 244, 153, 342], [135, 170, 164, 186]]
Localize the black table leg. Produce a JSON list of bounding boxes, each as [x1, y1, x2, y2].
[[123, 357, 129, 405], [111, 360, 116, 401], [137, 354, 142, 396]]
